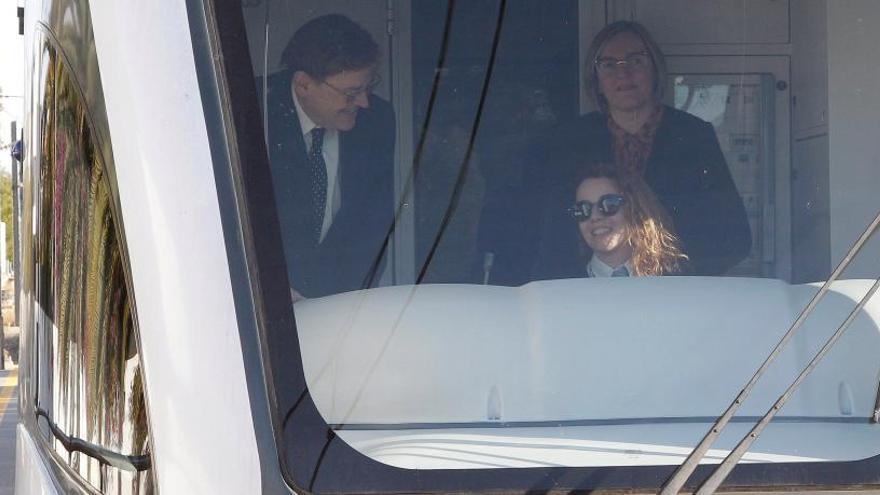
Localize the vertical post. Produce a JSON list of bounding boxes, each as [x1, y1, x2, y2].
[[11, 122, 19, 324], [0, 121, 14, 371]]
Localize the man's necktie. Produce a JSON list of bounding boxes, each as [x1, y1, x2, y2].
[[309, 128, 327, 242], [611, 266, 630, 277]]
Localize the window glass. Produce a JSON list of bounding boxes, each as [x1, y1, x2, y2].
[[35, 40, 153, 495], [233, 1, 880, 491], [671, 75, 771, 276]]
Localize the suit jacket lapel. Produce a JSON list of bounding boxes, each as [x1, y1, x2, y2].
[[325, 126, 359, 244], [267, 72, 321, 246]]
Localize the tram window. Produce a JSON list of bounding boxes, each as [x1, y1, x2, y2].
[[34, 41, 154, 494], [231, 1, 880, 493]]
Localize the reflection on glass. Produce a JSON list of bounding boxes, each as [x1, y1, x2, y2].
[[38, 42, 153, 494], [673, 75, 774, 277], [236, 2, 880, 491]]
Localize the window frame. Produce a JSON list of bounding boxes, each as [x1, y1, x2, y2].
[[204, 0, 880, 492]]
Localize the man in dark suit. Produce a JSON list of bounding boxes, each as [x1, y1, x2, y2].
[[266, 14, 395, 299]]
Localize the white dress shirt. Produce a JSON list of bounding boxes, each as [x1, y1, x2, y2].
[[586, 255, 633, 278], [292, 92, 341, 242]]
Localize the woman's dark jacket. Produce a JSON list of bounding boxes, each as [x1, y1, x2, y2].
[[481, 105, 752, 283]]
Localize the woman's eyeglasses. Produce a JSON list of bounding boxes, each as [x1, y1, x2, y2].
[[594, 52, 650, 75], [569, 194, 626, 221]]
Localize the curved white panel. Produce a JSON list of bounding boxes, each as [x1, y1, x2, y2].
[[296, 277, 880, 468]]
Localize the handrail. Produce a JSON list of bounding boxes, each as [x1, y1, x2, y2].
[[872, 379, 880, 423], [35, 406, 151, 472], [696, 277, 880, 493], [660, 209, 880, 494]]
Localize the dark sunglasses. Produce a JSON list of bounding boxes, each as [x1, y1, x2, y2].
[[568, 193, 626, 221]]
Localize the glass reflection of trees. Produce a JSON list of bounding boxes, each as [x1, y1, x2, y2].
[[38, 42, 152, 494]]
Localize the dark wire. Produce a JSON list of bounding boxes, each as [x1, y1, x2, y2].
[[308, 0, 509, 488], [280, 387, 309, 431], [292, 0, 458, 433], [416, 0, 507, 284], [308, 1, 462, 490], [360, 0, 459, 290], [307, 428, 335, 492]]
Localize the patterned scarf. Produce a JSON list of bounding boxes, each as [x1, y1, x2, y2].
[[607, 105, 664, 177]]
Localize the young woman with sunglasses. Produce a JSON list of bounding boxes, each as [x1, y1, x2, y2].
[[571, 165, 688, 277]]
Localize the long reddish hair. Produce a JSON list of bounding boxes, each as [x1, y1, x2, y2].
[[575, 164, 688, 276]]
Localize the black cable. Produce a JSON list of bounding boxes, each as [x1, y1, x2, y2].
[[416, 0, 507, 284], [360, 0, 459, 290], [305, 1, 467, 491], [307, 3, 510, 490], [308, 428, 335, 492], [282, 5, 461, 489], [280, 387, 309, 431]]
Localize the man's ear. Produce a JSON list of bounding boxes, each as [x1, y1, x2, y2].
[[292, 70, 312, 97]]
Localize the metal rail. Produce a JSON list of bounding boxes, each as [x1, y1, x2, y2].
[[660, 209, 880, 494], [696, 277, 880, 493], [872, 379, 880, 423]]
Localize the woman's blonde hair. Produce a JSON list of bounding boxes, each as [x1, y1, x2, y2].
[[583, 20, 667, 113], [575, 164, 688, 276]]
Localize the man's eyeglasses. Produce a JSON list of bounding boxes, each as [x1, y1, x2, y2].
[[569, 194, 626, 222], [594, 52, 651, 75], [322, 75, 381, 103]]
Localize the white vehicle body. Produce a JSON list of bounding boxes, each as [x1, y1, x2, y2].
[[12, 0, 880, 494], [15, 0, 262, 492]]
